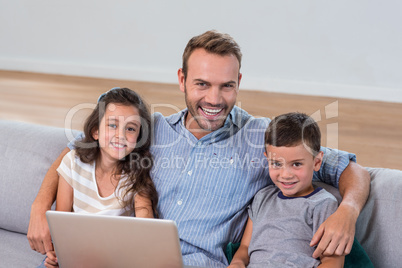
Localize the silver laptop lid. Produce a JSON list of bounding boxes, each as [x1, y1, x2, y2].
[[46, 210, 183, 268]]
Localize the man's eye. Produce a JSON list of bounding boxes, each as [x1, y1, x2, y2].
[[197, 82, 206, 87]]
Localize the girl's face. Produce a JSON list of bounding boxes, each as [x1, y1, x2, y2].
[[92, 103, 141, 163]]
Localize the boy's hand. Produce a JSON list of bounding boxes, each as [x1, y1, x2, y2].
[[45, 250, 58, 268], [310, 203, 357, 258], [227, 263, 246, 268]]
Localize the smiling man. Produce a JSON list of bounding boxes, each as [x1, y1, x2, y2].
[[179, 47, 241, 138], [28, 30, 370, 268]]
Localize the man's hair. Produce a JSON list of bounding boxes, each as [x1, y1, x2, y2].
[[181, 30, 242, 80], [265, 112, 321, 156]]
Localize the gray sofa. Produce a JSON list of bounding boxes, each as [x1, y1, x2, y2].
[[0, 120, 401, 268]]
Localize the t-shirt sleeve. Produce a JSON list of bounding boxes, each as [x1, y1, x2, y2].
[[312, 194, 339, 235], [312, 146, 357, 188], [56, 150, 74, 187], [248, 186, 273, 222]]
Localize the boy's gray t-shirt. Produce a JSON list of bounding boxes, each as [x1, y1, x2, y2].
[[248, 185, 338, 268]]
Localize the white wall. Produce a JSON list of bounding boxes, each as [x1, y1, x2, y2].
[[1, 0, 401, 103]]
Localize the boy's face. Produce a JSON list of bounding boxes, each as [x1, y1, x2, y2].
[[265, 144, 323, 197]]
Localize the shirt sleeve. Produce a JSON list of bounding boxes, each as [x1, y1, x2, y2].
[[312, 195, 339, 235], [248, 186, 274, 222], [248, 189, 264, 222], [56, 150, 74, 187], [67, 132, 84, 150], [312, 146, 357, 188]]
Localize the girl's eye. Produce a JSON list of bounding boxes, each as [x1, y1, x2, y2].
[[127, 127, 136, 132], [108, 124, 117, 129]]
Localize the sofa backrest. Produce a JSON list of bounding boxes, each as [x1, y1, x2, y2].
[[0, 120, 79, 234]]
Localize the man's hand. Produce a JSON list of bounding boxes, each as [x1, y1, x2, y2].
[[310, 203, 358, 258], [27, 204, 53, 254], [27, 147, 70, 254]]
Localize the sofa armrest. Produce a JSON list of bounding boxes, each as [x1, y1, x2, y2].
[[355, 167, 402, 268], [314, 167, 402, 267]]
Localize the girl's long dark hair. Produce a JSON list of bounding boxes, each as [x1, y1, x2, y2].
[[74, 87, 158, 217]]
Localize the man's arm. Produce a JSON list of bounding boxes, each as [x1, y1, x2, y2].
[[27, 147, 71, 254], [311, 161, 370, 258]]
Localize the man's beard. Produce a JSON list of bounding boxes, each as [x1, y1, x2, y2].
[[184, 86, 229, 132]]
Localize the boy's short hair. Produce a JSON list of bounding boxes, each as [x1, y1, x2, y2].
[[181, 30, 242, 80], [265, 112, 321, 156]]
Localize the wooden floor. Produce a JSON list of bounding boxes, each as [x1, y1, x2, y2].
[[0, 70, 401, 170]]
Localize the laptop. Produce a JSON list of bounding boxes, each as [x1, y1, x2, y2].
[[46, 211, 194, 268]]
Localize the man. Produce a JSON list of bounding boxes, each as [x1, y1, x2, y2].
[[28, 30, 370, 267]]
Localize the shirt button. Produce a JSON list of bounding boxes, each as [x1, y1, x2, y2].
[[187, 170, 192, 176], [177, 200, 183, 205]]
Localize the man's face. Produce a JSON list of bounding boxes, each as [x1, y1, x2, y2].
[[178, 48, 242, 139]]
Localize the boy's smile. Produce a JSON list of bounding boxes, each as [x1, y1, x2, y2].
[[266, 144, 323, 197]]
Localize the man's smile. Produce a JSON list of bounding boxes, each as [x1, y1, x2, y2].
[[199, 106, 224, 118]]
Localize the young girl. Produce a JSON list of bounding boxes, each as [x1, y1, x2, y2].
[[44, 87, 158, 267]]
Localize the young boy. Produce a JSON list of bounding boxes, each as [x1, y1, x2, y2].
[[228, 112, 344, 268]]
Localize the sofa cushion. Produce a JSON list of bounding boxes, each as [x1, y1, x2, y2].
[[0, 120, 77, 234], [0, 228, 45, 267]]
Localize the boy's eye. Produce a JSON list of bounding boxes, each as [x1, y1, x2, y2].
[[270, 161, 282, 168], [293, 162, 302, 167]]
